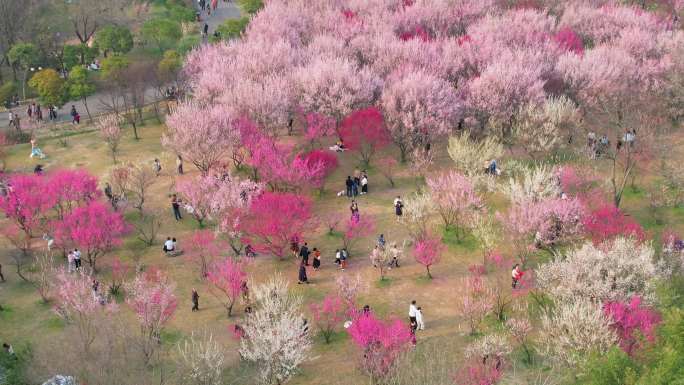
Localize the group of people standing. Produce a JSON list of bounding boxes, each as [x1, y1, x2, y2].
[[587, 129, 637, 159], [344, 170, 369, 198], [66, 249, 82, 272]]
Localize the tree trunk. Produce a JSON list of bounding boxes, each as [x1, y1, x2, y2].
[[426, 265, 432, 279], [82, 96, 93, 124]]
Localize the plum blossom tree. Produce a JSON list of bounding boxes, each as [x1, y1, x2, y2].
[[381, 70, 461, 161], [55, 201, 128, 272], [603, 296, 661, 355], [536, 238, 661, 303], [377, 156, 398, 187], [541, 298, 617, 366], [162, 102, 238, 174], [175, 332, 226, 385], [295, 149, 339, 191], [309, 294, 345, 343], [206, 257, 247, 317], [108, 257, 129, 295], [339, 107, 390, 167], [458, 270, 493, 335], [303, 111, 335, 147], [506, 317, 534, 364], [126, 269, 178, 364], [239, 192, 314, 259], [47, 169, 101, 220], [54, 269, 113, 353], [176, 176, 217, 228], [582, 205, 645, 245], [97, 114, 123, 164], [426, 171, 482, 238], [335, 273, 366, 312], [296, 57, 380, 131], [347, 311, 413, 383], [240, 274, 311, 385], [413, 234, 444, 279], [341, 216, 375, 256], [448, 132, 503, 179], [501, 165, 560, 205], [188, 230, 221, 279]]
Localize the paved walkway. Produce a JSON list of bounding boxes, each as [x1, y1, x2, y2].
[[0, 1, 241, 128]]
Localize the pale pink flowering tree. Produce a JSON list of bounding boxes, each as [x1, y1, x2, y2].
[[453, 358, 504, 385], [347, 312, 413, 383], [381, 70, 461, 162], [335, 274, 366, 313], [426, 171, 482, 238], [296, 57, 380, 132], [339, 107, 390, 167], [413, 234, 444, 279], [239, 192, 314, 259], [97, 114, 123, 164], [303, 112, 335, 147], [126, 269, 178, 364], [162, 102, 238, 174], [377, 157, 398, 187], [341, 216, 375, 257], [188, 230, 221, 279], [603, 296, 661, 355], [506, 317, 534, 364], [206, 257, 247, 317], [458, 270, 492, 335], [176, 175, 217, 228], [309, 294, 346, 343], [108, 257, 129, 296], [55, 201, 128, 272], [54, 268, 112, 353]]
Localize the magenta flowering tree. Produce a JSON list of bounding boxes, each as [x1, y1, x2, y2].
[[162, 102, 238, 174], [453, 358, 504, 385], [413, 234, 444, 279], [309, 294, 346, 343], [126, 268, 178, 364], [603, 296, 661, 355], [206, 257, 247, 317], [55, 201, 128, 272], [426, 171, 482, 238], [339, 107, 390, 167], [0, 173, 51, 239], [188, 230, 221, 279], [294, 149, 339, 191], [341, 215, 375, 257], [347, 312, 413, 382], [239, 192, 314, 259], [381, 70, 461, 162], [47, 169, 100, 220], [553, 27, 584, 55], [583, 205, 645, 245], [303, 112, 335, 147]]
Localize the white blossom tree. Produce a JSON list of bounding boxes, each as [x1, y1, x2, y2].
[[240, 274, 311, 385], [513, 96, 580, 159], [175, 332, 226, 385], [536, 238, 661, 303], [500, 165, 560, 205], [540, 299, 617, 366]]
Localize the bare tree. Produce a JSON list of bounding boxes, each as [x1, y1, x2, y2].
[[126, 161, 155, 214], [60, 0, 128, 45], [0, 0, 32, 81]]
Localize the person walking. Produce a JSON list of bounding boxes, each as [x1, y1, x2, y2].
[[340, 248, 348, 270], [203, 23, 209, 36], [153, 158, 162, 176], [377, 234, 386, 249], [350, 200, 359, 222], [409, 300, 417, 326], [394, 196, 403, 219], [176, 155, 184, 175], [361, 172, 368, 194], [345, 176, 353, 198], [36, 104, 42, 121], [352, 175, 360, 197], [67, 251, 75, 273], [0, 263, 4, 282], [512, 264, 524, 289], [312, 248, 321, 270], [73, 249, 82, 269], [299, 242, 310, 266], [334, 249, 341, 266], [298, 261, 309, 284], [171, 194, 182, 220], [191, 289, 200, 311], [415, 307, 425, 330], [70, 105, 79, 124], [7, 110, 14, 128], [27, 104, 33, 119]]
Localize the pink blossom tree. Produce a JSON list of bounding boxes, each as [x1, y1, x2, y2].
[[162, 102, 238, 174], [553, 27, 584, 55], [309, 294, 346, 343], [426, 171, 482, 238], [239, 192, 314, 259], [108, 257, 129, 296], [339, 107, 390, 167], [97, 114, 123, 164], [176, 175, 216, 228], [603, 296, 661, 355], [347, 312, 413, 383], [453, 358, 504, 385], [377, 156, 398, 187], [0, 173, 51, 240], [381, 70, 461, 162], [583, 205, 645, 245], [188, 230, 221, 279], [54, 269, 113, 353], [413, 234, 444, 279], [46, 169, 100, 220], [55, 201, 128, 272], [341, 216, 375, 257], [294, 150, 339, 191], [206, 257, 247, 317], [126, 269, 178, 364], [303, 111, 335, 147], [458, 270, 492, 335]]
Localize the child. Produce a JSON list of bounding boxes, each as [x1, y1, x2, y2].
[[415, 307, 425, 330]]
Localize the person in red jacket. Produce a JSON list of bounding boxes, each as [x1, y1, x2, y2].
[[512, 264, 524, 289]]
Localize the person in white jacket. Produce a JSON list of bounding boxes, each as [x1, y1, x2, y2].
[[415, 307, 425, 330]]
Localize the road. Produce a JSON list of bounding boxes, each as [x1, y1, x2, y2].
[[0, 1, 241, 127]]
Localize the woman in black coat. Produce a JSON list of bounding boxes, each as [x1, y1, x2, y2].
[[298, 261, 309, 284]]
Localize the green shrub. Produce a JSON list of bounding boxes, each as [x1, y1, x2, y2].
[[216, 17, 250, 40]]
